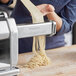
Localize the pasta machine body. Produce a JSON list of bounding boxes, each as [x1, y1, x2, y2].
[[0, 12, 56, 76]]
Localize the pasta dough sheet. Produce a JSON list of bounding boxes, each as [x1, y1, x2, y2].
[[21, 0, 51, 69]]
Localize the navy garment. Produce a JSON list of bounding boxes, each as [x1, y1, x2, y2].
[[10, 0, 76, 53]]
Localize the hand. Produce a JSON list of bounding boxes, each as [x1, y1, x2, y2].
[[0, 0, 10, 3], [37, 4, 55, 16], [37, 4, 62, 32]]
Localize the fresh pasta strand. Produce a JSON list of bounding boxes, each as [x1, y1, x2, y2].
[[21, 0, 51, 69]]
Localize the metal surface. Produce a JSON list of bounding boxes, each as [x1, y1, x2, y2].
[[0, 17, 19, 76], [0, 63, 10, 71], [0, 12, 56, 76], [7, 18, 18, 68], [0, 12, 8, 18], [0, 21, 9, 40], [48, 21, 56, 36], [18, 21, 56, 38], [0, 20, 56, 39], [0, 67, 19, 76], [0, 12, 9, 40]]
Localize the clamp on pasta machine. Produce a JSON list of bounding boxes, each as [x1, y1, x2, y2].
[[0, 12, 56, 76]]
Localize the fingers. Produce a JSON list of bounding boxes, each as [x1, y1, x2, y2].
[[37, 4, 48, 16], [47, 4, 55, 12], [40, 10, 48, 16], [37, 4, 55, 12], [42, 4, 55, 16], [37, 4, 47, 11], [37, 4, 55, 16]]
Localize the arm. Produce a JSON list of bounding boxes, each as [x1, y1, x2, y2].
[[37, 0, 76, 35], [37, 4, 62, 32], [56, 0, 76, 35]]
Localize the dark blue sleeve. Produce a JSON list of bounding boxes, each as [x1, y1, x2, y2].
[[8, 0, 13, 5], [0, 0, 13, 6], [56, 0, 76, 35]]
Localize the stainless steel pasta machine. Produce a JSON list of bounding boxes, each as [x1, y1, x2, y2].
[[0, 12, 56, 76]]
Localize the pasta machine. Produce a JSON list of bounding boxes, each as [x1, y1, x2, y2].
[[0, 12, 56, 76]]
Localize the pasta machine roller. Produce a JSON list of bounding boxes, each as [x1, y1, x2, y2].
[[0, 12, 56, 76]]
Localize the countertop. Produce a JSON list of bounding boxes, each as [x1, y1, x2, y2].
[[17, 45, 76, 76]]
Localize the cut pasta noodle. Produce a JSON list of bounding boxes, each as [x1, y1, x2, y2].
[[21, 0, 51, 69]]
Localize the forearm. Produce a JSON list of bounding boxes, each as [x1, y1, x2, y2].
[[47, 12, 62, 32], [0, 0, 10, 4]]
